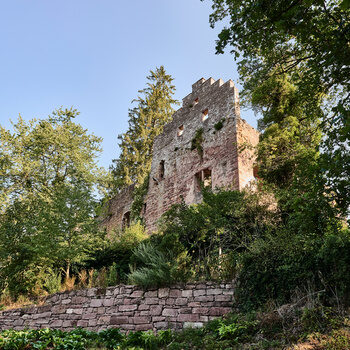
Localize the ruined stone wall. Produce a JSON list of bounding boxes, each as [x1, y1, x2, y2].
[[0, 282, 234, 332], [236, 118, 260, 189], [100, 185, 134, 233], [144, 78, 242, 232], [102, 77, 259, 232]]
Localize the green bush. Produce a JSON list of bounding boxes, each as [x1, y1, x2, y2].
[[82, 221, 147, 285], [237, 229, 350, 309], [158, 188, 277, 281], [128, 242, 187, 288]]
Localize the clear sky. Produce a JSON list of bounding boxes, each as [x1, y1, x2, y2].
[[0, 0, 257, 169]]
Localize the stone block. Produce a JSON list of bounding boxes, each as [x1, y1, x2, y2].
[[178, 308, 192, 314], [177, 313, 199, 322], [184, 322, 204, 328], [194, 296, 213, 302], [165, 298, 175, 305], [50, 320, 63, 327], [62, 298, 71, 305], [152, 316, 165, 322], [33, 312, 51, 319], [154, 321, 168, 329], [209, 307, 232, 316], [119, 304, 137, 312], [97, 307, 106, 314], [103, 298, 114, 307], [97, 316, 111, 325], [162, 308, 178, 317], [135, 324, 153, 331], [193, 289, 206, 297], [207, 288, 223, 295], [215, 294, 232, 302], [110, 316, 129, 325], [175, 297, 187, 306], [133, 316, 150, 324], [192, 307, 209, 315], [158, 288, 169, 298], [150, 305, 162, 316], [130, 290, 144, 298], [144, 290, 158, 298], [138, 304, 150, 311], [181, 290, 192, 298], [77, 320, 89, 327], [90, 299, 103, 307], [144, 298, 159, 305], [169, 289, 182, 297], [72, 308, 83, 315]]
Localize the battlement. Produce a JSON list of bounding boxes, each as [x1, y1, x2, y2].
[[182, 77, 238, 109]]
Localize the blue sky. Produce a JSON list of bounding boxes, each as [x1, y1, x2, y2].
[[0, 0, 257, 169]]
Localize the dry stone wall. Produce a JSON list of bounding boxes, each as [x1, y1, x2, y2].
[[0, 282, 234, 332]]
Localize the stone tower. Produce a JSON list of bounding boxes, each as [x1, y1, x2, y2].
[[101, 77, 259, 233]]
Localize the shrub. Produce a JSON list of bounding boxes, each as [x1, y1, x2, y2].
[[128, 242, 186, 288], [43, 270, 62, 295], [237, 229, 350, 309], [82, 221, 147, 284]]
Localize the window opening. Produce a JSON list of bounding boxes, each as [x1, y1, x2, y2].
[[178, 125, 184, 137], [202, 109, 209, 121], [159, 160, 165, 179], [194, 98, 199, 106], [142, 203, 147, 215], [122, 211, 131, 229], [203, 168, 212, 188], [195, 168, 212, 190]]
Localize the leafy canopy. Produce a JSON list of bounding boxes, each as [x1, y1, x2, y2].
[[0, 108, 106, 296]]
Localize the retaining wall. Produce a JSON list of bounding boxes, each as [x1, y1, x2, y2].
[[0, 282, 234, 332]]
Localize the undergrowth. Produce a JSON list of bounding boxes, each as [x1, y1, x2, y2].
[[1, 306, 350, 350]]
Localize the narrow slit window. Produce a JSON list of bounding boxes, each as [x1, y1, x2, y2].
[[122, 211, 131, 229], [178, 125, 184, 137], [159, 160, 165, 179], [203, 168, 212, 188], [194, 98, 199, 106], [202, 109, 209, 121]]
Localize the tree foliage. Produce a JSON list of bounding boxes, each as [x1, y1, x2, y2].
[[207, 0, 350, 217], [0, 108, 106, 297], [111, 66, 178, 193]]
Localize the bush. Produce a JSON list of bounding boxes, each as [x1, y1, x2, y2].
[[158, 188, 277, 281], [128, 242, 187, 288], [237, 229, 350, 309], [82, 221, 147, 284]]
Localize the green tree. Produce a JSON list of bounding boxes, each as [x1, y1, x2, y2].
[[111, 66, 178, 193], [207, 0, 350, 217], [0, 108, 106, 297]]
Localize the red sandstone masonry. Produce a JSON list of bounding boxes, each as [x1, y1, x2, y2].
[[0, 282, 234, 332], [102, 77, 259, 233]]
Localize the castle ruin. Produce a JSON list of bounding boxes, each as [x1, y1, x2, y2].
[[102, 77, 259, 233]]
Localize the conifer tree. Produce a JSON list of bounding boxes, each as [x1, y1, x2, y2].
[[111, 66, 178, 193]]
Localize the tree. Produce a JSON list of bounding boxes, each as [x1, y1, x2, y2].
[[0, 108, 106, 297], [111, 66, 178, 193], [207, 0, 350, 217]]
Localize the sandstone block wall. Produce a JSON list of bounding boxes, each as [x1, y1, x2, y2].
[[100, 77, 259, 233], [100, 184, 135, 233], [0, 282, 234, 332], [144, 77, 258, 232]]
